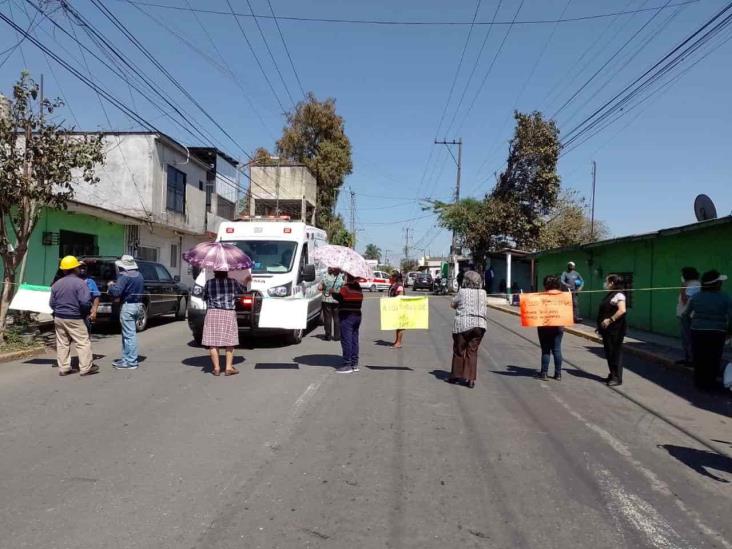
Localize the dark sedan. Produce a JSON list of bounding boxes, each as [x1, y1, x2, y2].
[[412, 272, 434, 291]]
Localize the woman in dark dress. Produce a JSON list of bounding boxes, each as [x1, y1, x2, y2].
[[389, 271, 405, 348], [597, 274, 627, 387]]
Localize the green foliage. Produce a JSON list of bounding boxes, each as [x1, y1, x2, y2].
[[490, 111, 562, 249], [0, 73, 104, 342], [363, 243, 381, 261], [400, 259, 418, 273], [327, 215, 354, 247], [537, 190, 610, 250], [276, 93, 353, 229]]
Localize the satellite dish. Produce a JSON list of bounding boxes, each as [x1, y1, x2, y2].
[[694, 194, 718, 221]]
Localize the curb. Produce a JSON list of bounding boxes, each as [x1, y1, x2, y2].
[[0, 345, 48, 364], [487, 304, 689, 374]]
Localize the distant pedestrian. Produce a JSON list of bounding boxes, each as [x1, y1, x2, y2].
[[484, 264, 495, 294], [49, 256, 98, 377], [389, 271, 405, 349], [597, 274, 627, 387], [333, 272, 363, 374], [79, 263, 101, 333], [676, 266, 701, 365], [202, 270, 246, 376], [682, 270, 732, 391], [449, 271, 487, 388], [561, 261, 584, 322], [319, 267, 344, 341], [107, 255, 144, 370], [535, 275, 564, 381]]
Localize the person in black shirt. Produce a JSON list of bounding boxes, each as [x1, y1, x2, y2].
[[333, 273, 363, 374], [597, 274, 628, 387]]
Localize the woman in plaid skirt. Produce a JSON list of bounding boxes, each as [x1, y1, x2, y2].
[[203, 271, 247, 376]]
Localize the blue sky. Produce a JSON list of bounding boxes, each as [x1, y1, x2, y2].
[[1, 0, 730, 262]]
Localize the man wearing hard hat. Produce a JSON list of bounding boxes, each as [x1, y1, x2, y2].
[[49, 256, 99, 377]]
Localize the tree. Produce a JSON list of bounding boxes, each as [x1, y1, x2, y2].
[[432, 197, 496, 269], [276, 92, 353, 235], [0, 73, 104, 342], [328, 215, 354, 247], [363, 243, 381, 261], [490, 111, 562, 249], [537, 190, 610, 250], [400, 259, 418, 273]]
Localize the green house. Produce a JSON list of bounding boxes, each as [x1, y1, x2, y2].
[[533, 216, 732, 337]]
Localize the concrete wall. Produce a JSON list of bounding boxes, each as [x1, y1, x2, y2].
[[249, 165, 317, 215], [135, 226, 206, 287], [535, 219, 732, 337]]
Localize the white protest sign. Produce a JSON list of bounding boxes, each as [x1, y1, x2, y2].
[[9, 284, 53, 315], [257, 298, 308, 329]]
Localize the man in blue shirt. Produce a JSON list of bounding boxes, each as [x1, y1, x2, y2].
[[561, 261, 585, 322], [50, 256, 99, 377], [108, 255, 145, 370]]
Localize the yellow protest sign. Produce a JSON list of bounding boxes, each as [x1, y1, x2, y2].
[[519, 291, 574, 327], [380, 296, 430, 330]]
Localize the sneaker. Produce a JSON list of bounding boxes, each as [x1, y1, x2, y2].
[[112, 358, 125, 367], [80, 364, 100, 377], [554, 373, 562, 382], [607, 379, 622, 387], [535, 372, 548, 381], [114, 363, 138, 370], [335, 366, 353, 374], [58, 369, 75, 377], [352, 365, 360, 372]]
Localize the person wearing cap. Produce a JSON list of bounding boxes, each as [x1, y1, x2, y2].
[[107, 255, 145, 370], [561, 261, 584, 322], [49, 256, 99, 377], [682, 270, 732, 391]]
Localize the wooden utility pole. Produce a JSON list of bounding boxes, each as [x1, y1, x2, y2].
[[349, 188, 356, 249], [590, 160, 597, 241], [435, 138, 462, 289]]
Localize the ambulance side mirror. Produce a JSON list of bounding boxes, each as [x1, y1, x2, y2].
[[301, 264, 316, 283]]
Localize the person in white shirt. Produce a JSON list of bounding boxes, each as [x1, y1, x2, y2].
[[676, 267, 701, 365]]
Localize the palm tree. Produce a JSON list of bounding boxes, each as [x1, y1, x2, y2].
[[363, 243, 381, 261]]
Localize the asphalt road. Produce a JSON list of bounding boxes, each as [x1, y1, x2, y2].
[[0, 296, 730, 549]]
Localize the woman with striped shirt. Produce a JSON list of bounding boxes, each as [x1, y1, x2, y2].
[[448, 271, 488, 388]]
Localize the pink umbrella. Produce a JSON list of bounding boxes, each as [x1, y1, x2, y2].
[[183, 242, 253, 272], [311, 245, 372, 279]]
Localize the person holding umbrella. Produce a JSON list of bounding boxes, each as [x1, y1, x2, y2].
[[311, 245, 372, 374], [183, 242, 253, 377]]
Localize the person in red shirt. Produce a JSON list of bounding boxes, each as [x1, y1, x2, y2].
[[333, 273, 363, 373]]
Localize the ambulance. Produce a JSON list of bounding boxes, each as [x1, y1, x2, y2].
[[188, 216, 327, 345]]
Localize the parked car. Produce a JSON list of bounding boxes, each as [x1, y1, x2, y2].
[[80, 256, 189, 331], [412, 271, 434, 291], [359, 270, 390, 292], [406, 271, 419, 287]]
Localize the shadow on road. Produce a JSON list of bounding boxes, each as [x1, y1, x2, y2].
[[491, 365, 537, 377], [254, 363, 300, 369], [293, 354, 342, 368], [659, 444, 732, 483], [564, 368, 607, 382], [366, 365, 413, 371], [583, 345, 732, 418], [181, 355, 245, 373], [373, 339, 394, 347], [429, 369, 451, 381]]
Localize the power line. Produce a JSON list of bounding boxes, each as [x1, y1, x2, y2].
[[224, 0, 288, 114], [244, 0, 297, 107], [266, 0, 306, 97], [115, 0, 701, 27]]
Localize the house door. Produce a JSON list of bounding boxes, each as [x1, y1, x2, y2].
[[59, 230, 98, 258]]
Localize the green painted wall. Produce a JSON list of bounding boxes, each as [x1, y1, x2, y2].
[[20, 208, 125, 285], [535, 219, 732, 338]]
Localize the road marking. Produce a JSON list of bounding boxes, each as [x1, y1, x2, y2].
[[293, 382, 320, 414]]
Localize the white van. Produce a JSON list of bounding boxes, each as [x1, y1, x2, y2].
[[188, 217, 327, 345]]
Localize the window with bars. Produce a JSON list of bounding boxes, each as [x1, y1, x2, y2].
[[166, 165, 186, 214], [137, 246, 158, 262], [217, 196, 235, 220]]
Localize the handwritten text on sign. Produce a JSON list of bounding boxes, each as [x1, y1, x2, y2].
[[519, 292, 574, 327], [380, 296, 429, 330]]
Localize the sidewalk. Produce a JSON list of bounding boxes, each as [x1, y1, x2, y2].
[[487, 297, 732, 369], [487, 298, 732, 459]]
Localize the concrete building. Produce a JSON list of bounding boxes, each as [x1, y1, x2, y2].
[[21, 132, 239, 287], [533, 216, 732, 337], [248, 162, 317, 223]]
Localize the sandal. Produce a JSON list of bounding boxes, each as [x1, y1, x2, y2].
[[225, 367, 239, 376], [212, 369, 221, 377]]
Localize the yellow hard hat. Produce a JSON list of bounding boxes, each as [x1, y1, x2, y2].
[[59, 255, 82, 270]]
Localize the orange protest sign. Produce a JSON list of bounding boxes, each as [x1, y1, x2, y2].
[[519, 291, 574, 327]]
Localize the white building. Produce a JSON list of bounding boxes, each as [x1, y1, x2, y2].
[[69, 132, 239, 286]]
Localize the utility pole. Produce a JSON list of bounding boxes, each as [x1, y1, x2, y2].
[[435, 138, 462, 290], [403, 227, 411, 270], [349, 188, 356, 249], [590, 160, 597, 241]]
